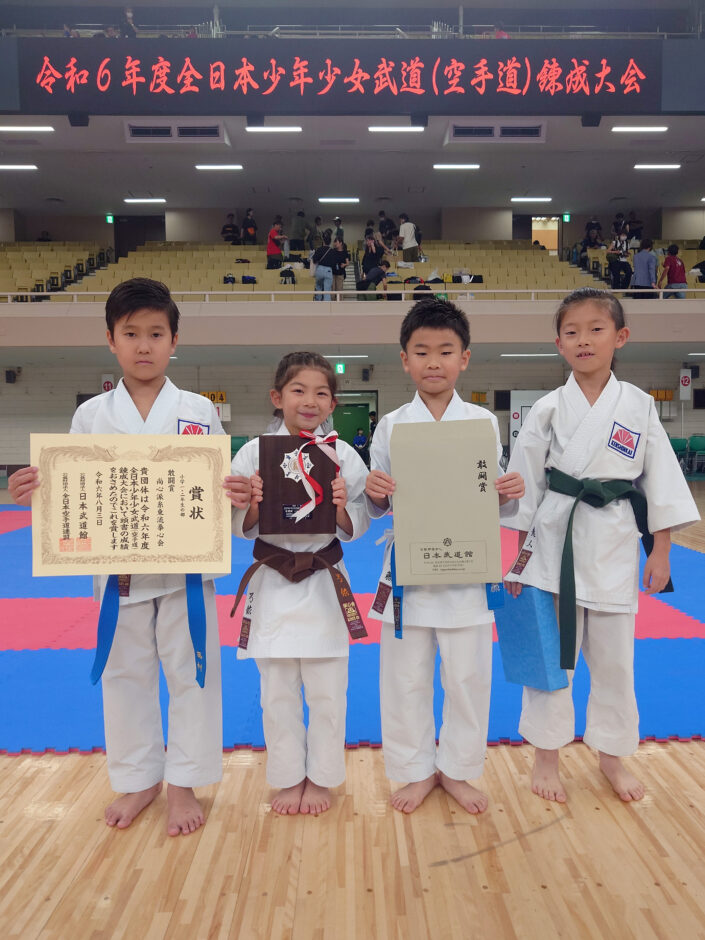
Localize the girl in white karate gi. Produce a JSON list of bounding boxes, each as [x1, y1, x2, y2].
[[224, 352, 369, 816], [505, 287, 699, 803]]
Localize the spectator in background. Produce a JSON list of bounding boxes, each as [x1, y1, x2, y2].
[[288, 211, 310, 253], [627, 211, 644, 242], [611, 212, 628, 239], [266, 220, 286, 269], [332, 217, 344, 243], [607, 230, 632, 289], [584, 215, 603, 238], [630, 238, 658, 298], [397, 213, 419, 262], [698, 234, 705, 250], [353, 428, 370, 467], [361, 234, 386, 275], [331, 236, 349, 298], [220, 213, 239, 245], [358, 259, 390, 299], [368, 411, 377, 439], [241, 209, 258, 245], [532, 240, 546, 250], [309, 216, 324, 250], [579, 227, 605, 268], [311, 231, 334, 302], [658, 244, 688, 298], [378, 210, 396, 247], [36, 230, 52, 242], [120, 7, 138, 38], [494, 23, 510, 38]]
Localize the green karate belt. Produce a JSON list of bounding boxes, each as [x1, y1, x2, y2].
[[547, 467, 673, 670]]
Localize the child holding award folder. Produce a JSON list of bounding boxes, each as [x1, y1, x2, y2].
[[504, 287, 699, 804], [9, 278, 225, 836], [365, 298, 524, 814], [224, 352, 369, 816]]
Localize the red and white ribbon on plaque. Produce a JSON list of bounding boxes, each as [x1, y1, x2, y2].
[[293, 430, 340, 522]]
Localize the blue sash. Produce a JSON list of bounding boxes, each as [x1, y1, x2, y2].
[[91, 574, 207, 688]]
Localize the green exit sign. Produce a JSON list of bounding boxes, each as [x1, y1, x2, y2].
[[335, 362, 346, 374], [562, 213, 571, 222], [105, 214, 114, 224]]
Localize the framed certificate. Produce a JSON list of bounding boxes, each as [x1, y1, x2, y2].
[[258, 434, 337, 535], [390, 420, 502, 586], [30, 433, 232, 575]]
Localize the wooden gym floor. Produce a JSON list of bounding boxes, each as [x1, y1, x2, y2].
[[1, 482, 704, 939]]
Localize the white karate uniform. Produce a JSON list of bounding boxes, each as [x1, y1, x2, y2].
[[369, 392, 517, 782], [71, 377, 224, 791], [231, 425, 369, 788], [505, 373, 699, 754]]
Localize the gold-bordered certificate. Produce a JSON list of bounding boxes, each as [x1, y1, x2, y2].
[[390, 420, 502, 586], [30, 433, 231, 576]]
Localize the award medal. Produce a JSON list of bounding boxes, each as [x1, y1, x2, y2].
[[280, 449, 313, 484]]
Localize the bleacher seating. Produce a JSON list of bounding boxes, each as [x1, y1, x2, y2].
[[0, 241, 103, 302]]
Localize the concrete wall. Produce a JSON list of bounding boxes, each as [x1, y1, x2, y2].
[[441, 208, 512, 242]]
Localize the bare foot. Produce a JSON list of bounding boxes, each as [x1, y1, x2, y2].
[[599, 753, 645, 802], [390, 774, 437, 814], [271, 780, 305, 815], [166, 784, 205, 836], [438, 771, 488, 814], [105, 782, 162, 829], [532, 748, 566, 803], [300, 779, 332, 815]]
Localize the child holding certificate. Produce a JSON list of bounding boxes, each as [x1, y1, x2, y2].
[[504, 287, 699, 803], [365, 298, 524, 814], [224, 352, 369, 816], [9, 278, 225, 836]]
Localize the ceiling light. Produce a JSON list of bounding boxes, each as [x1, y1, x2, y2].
[[634, 164, 680, 170], [500, 353, 559, 358], [318, 197, 360, 203], [245, 126, 302, 133], [0, 164, 38, 170], [368, 126, 425, 133], [124, 197, 166, 203], [195, 164, 243, 170], [323, 355, 368, 359], [510, 197, 552, 203], [612, 124, 668, 134], [0, 125, 54, 133], [433, 164, 480, 170], [687, 353, 705, 357], [611, 126, 668, 133]]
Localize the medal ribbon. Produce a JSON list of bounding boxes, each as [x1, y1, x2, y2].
[[292, 430, 340, 523]]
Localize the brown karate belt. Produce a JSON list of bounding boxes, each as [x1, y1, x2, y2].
[[230, 537, 368, 649]]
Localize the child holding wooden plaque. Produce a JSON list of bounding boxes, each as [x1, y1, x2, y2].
[[504, 288, 699, 804], [224, 352, 369, 816]]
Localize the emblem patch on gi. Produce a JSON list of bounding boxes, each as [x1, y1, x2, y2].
[[607, 421, 641, 460], [178, 419, 210, 435], [280, 449, 312, 484]]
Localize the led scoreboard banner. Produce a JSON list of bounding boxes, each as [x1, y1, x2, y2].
[[2, 37, 669, 117]]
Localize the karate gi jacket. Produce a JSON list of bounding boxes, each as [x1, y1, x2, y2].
[[70, 377, 224, 606], [504, 373, 699, 612], [368, 391, 516, 629], [231, 424, 369, 659]]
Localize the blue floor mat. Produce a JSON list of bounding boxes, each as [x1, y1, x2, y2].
[[2, 639, 703, 753]]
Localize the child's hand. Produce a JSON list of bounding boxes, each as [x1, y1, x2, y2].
[[223, 474, 252, 509], [496, 472, 524, 504], [643, 550, 670, 594], [8, 466, 39, 506], [503, 580, 523, 598], [250, 470, 263, 504], [331, 473, 347, 509], [366, 469, 395, 507]]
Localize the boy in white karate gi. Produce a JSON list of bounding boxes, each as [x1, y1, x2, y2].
[[365, 298, 525, 814], [504, 287, 699, 803], [10, 278, 224, 835]]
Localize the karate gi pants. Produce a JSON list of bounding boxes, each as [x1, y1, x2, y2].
[[380, 622, 493, 783], [257, 657, 348, 788], [102, 582, 223, 792], [519, 606, 639, 756]]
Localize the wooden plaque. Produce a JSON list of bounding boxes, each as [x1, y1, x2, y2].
[[258, 435, 337, 535]]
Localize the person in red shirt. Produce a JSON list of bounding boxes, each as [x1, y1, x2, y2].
[[266, 221, 286, 269], [658, 244, 688, 299]]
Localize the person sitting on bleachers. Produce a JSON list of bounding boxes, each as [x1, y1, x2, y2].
[[607, 230, 632, 289], [361, 235, 386, 275], [579, 228, 605, 268]]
